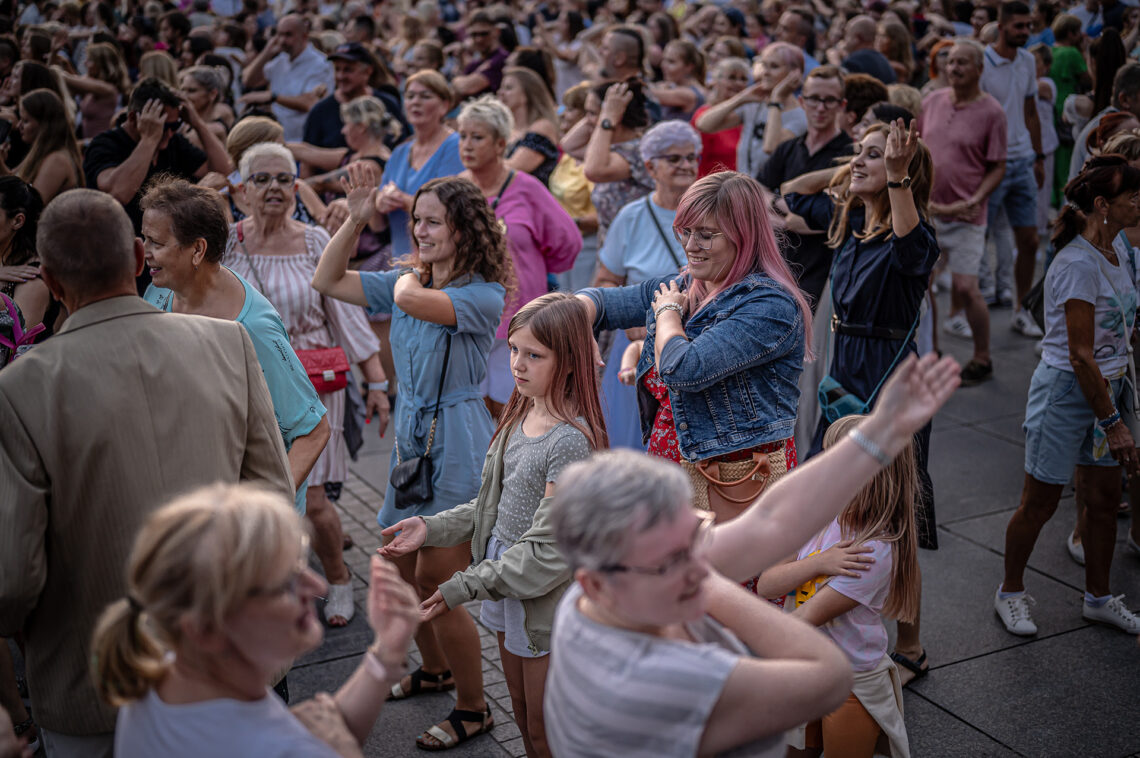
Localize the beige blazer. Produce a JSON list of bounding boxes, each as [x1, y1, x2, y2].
[[0, 296, 293, 735]]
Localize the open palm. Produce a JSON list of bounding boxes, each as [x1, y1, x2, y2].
[[340, 160, 380, 225]]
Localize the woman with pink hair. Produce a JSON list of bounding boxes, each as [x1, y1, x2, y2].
[[576, 171, 811, 558]]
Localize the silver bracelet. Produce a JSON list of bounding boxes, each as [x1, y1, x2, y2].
[[849, 428, 890, 466], [367, 381, 389, 393], [655, 303, 684, 319]]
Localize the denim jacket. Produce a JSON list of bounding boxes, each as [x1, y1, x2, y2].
[[580, 272, 804, 459]]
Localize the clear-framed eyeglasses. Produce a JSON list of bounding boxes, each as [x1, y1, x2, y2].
[[673, 226, 726, 250], [599, 511, 715, 576]]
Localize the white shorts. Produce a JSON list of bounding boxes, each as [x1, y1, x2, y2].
[[933, 218, 988, 277]]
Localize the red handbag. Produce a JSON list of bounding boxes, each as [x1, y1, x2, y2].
[[297, 347, 350, 394]]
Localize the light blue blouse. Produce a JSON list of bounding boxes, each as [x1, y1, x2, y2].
[[145, 270, 326, 513], [380, 132, 465, 259], [361, 270, 505, 528]]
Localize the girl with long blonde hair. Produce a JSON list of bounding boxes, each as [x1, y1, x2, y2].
[[755, 413, 919, 758], [13, 89, 83, 203]]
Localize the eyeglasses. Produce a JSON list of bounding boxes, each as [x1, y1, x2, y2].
[[248, 534, 312, 599], [248, 171, 297, 188], [802, 95, 843, 109], [599, 511, 715, 576], [673, 225, 726, 250], [654, 153, 700, 166]]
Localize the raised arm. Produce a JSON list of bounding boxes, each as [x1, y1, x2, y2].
[[93, 100, 165, 205], [709, 352, 961, 581], [884, 118, 920, 239], [584, 82, 635, 183], [311, 163, 373, 306]]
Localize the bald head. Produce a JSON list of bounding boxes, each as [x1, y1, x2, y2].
[[845, 15, 877, 50], [276, 14, 310, 58], [38, 190, 137, 297]]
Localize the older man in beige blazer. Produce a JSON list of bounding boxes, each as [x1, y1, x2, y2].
[[0, 190, 294, 757]]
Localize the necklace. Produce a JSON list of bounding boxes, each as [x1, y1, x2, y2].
[[1082, 233, 1118, 260]]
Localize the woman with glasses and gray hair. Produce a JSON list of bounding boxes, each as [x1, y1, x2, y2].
[[224, 142, 389, 629], [593, 120, 703, 451], [544, 352, 961, 758]]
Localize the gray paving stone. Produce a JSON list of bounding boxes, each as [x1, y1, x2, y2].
[[910, 529, 1088, 667], [945, 507, 1140, 604], [910, 626, 1140, 758], [902, 691, 1020, 758], [929, 423, 1029, 523]]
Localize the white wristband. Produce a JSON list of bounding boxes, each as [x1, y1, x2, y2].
[[363, 648, 404, 682], [848, 427, 890, 467]]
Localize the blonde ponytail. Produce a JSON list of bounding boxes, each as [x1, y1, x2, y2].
[[90, 598, 170, 707]]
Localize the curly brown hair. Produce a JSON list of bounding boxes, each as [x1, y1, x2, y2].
[[401, 177, 517, 299]]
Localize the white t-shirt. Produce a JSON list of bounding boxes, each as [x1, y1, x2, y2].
[[262, 45, 336, 142], [1041, 234, 1139, 378], [981, 46, 1038, 160], [115, 688, 339, 758], [794, 519, 893, 673], [735, 103, 808, 178]]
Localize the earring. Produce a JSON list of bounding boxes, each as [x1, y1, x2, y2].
[[1105, 215, 1109, 225]]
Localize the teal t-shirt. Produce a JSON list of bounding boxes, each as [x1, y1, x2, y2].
[[144, 269, 326, 513]]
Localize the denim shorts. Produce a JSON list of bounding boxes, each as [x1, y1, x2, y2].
[[1023, 363, 1131, 483], [988, 156, 1039, 229]]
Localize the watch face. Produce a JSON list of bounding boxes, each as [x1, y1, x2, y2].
[[601, 118, 614, 130]]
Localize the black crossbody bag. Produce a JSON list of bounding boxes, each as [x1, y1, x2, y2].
[[389, 333, 451, 509]]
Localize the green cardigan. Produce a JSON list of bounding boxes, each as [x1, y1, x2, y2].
[[422, 424, 574, 654]]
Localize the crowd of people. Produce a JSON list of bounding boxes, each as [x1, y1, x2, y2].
[[0, 0, 1138, 755]]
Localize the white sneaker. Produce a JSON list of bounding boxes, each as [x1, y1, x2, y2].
[[943, 314, 974, 339], [1083, 595, 1140, 634], [1011, 310, 1044, 338], [1067, 532, 1085, 566], [994, 587, 1038, 635]]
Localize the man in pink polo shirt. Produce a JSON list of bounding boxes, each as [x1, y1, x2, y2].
[[918, 38, 1008, 385]]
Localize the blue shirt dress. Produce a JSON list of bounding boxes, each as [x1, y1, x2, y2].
[[361, 270, 505, 528], [145, 270, 326, 513], [381, 132, 465, 260]]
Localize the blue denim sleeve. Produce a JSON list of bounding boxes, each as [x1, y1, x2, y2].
[[889, 221, 940, 278], [445, 281, 506, 336], [577, 276, 671, 332], [362, 269, 401, 317], [657, 288, 804, 391]]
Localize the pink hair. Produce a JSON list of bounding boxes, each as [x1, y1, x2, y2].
[[673, 171, 813, 358]]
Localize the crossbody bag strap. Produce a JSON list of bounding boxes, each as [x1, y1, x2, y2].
[[235, 221, 270, 297], [864, 306, 923, 407], [643, 196, 684, 271], [396, 331, 453, 464]]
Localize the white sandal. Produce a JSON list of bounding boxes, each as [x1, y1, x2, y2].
[[324, 581, 355, 625]]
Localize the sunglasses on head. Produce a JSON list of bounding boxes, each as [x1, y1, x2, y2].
[[248, 172, 297, 188]]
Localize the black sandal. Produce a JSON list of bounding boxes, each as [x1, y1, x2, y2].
[[416, 705, 494, 751], [386, 667, 455, 701], [890, 650, 929, 686]]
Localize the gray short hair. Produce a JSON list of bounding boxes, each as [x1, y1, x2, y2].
[[239, 142, 295, 182], [640, 120, 702, 165], [951, 37, 985, 66], [458, 94, 515, 146], [37, 189, 135, 294], [552, 450, 692, 571]]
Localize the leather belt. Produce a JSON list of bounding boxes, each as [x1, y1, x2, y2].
[[831, 314, 911, 340]]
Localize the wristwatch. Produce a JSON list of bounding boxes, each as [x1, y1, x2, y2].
[[600, 118, 614, 130], [268, 92, 277, 103], [887, 176, 912, 189], [1035, 152, 1046, 162], [367, 381, 389, 393]]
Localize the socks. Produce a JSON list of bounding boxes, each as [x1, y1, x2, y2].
[[1085, 592, 1112, 608], [997, 585, 1024, 600]]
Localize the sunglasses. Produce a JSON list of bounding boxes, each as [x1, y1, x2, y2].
[[248, 172, 297, 188], [163, 119, 183, 133]]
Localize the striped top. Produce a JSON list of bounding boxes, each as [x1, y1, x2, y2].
[[224, 223, 379, 363], [544, 583, 785, 758]]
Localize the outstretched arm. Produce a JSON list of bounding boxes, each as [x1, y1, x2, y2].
[[709, 352, 960, 580]]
